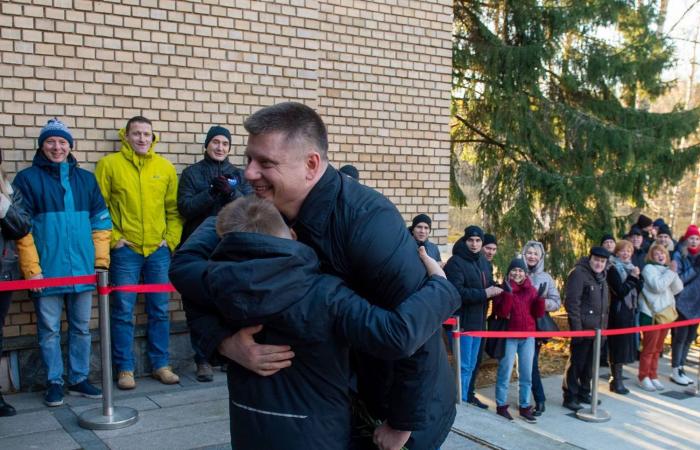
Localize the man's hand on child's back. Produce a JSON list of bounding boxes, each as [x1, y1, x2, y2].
[[218, 325, 295, 376], [418, 246, 446, 279]]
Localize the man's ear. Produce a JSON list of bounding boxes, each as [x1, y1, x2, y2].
[[305, 152, 322, 180]]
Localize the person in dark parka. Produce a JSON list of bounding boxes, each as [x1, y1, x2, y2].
[[171, 196, 459, 450], [562, 246, 610, 411], [444, 226, 502, 402], [171, 102, 459, 450], [606, 240, 642, 395], [177, 125, 251, 381], [177, 126, 251, 243], [0, 150, 31, 416]]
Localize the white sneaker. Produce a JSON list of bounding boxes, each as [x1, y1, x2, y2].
[[651, 378, 664, 390], [638, 377, 656, 391], [671, 367, 690, 386], [680, 368, 695, 385]]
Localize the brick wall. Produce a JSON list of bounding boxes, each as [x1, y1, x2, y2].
[[0, 0, 452, 341]]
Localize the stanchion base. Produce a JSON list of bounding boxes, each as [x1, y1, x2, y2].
[[576, 407, 611, 423], [684, 387, 700, 397], [79, 406, 139, 430]]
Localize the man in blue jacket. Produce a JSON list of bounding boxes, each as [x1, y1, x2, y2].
[[171, 102, 458, 450]]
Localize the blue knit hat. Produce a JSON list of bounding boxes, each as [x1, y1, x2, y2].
[[204, 125, 231, 149], [38, 118, 73, 150]]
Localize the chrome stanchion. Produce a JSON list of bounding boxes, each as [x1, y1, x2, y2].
[[576, 329, 611, 422], [79, 270, 138, 430], [685, 329, 700, 396], [453, 316, 462, 405]]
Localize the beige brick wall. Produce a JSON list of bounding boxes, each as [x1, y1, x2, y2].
[[0, 0, 452, 338]]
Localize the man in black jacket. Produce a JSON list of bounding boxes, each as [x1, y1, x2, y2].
[[171, 102, 459, 450], [176, 125, 251, 381], [444, 226, 502, 403]]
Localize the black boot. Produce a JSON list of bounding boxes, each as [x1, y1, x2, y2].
[[533, 402, 545, 416], [0, 392, 17, 417], [609, 363, 629, 395]]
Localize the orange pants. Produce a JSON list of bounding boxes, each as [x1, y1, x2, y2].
[[638, 329, 668, 380]]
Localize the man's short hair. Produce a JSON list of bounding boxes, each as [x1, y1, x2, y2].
[[243, 102, 328, 160], [125, 116, 152, 134], [216, 196, 289, 238]]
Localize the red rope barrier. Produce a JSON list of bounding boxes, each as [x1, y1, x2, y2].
[[0, 274, 177, 295], [445, 317, 700, 338], [97, 284, 177, 295]]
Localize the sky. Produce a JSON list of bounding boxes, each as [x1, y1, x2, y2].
[[663, 0, 700, 82]]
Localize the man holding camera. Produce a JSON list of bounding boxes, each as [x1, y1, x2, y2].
[[177, 125, 250, 381]]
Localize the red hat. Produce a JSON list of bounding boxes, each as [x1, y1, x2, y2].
[[683, 225, 700, 240]]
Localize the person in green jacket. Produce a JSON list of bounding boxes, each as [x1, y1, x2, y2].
[[95, 116, 183, 390]]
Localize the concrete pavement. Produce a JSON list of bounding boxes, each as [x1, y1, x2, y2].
[[1, 348, 698, 449]]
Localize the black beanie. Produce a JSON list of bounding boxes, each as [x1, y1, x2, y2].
[[657, 223, 672, 237], [204, 125, 232, 149], [410, 214, 432, 231], [636, 214, 653, 229], [628, 226, 643, 237], [600, 233, 615, 245], [483, 233, 497, 246], [464, 225, 484, 240], [507, 257, 527, 274], [590, 246, 611, 259]]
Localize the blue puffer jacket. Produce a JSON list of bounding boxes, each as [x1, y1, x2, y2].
[[171, 228, 459, 450], [673, 242, 700, 319], [13, 151, 112, 296]]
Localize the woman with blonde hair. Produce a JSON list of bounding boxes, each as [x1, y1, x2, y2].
[[638, 244, 682, 391], [0, 153, 31, 416]]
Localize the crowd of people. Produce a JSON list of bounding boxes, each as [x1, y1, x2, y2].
[[436, 214, 700, 425], [0, 104, 698, 450]]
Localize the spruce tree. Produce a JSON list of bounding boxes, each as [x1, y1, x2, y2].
[[452, 0, 700, 278]]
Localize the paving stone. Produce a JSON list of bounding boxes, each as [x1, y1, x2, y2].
[[148, 384, 229, 408], [101, 418, 230, 450], [0, 429, 80, 450], [0, 409, 63, 438]]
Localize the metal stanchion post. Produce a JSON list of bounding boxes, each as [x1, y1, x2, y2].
[[685, 331, 700, 396], [79, 270, 138, 430], [453, 316, 462, 405], [576, 328, 611, 422]]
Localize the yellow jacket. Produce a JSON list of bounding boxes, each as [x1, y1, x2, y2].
[[95, 129, 182, 256]]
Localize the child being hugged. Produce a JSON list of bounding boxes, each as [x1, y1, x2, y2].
[[492, 257, 545, 423]]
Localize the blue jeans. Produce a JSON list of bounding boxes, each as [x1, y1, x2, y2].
[[459, 336, 482, 401], [35, 291, 93, 386], [110, 245, 171, 372], [496, 338, 535, 407]]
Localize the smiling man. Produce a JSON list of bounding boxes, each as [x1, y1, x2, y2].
[[177, 125, 250, 381], [171, 102, 459, 450], [95, 116, 182, 390]]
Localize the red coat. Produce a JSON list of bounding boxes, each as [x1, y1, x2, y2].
[[493, 277, 545, 332]]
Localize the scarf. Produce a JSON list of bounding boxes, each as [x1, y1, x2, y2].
[[688, 245, 700, 256], [610, 255, 638, 308]]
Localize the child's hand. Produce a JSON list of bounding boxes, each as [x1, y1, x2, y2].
[[418, 246, 445, 278]]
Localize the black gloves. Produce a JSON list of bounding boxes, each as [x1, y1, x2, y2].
[[501, 280, 511, 293], [537, 282, 547, 298], [210, 175, 234, 196]]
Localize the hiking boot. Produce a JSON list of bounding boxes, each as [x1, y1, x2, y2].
[[44, 383, 64, 407], [651, 378, 664, 390], [117, 371, 136, 390], [533, 402, 545, 416], [519, 406, 537, 423], [671, 367, 691, 386], [562, 399, 583, 411], [609, 364, 629, 395], [68, 380, 103, 399], [638, 377, 656, 391], [196, 363, 214, 382], [0, 392, 16, 417], [496, 404, 513, 421], [153, 366, 180, 385], [467, 395, 489, 410]]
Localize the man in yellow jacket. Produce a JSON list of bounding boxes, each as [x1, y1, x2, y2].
[[95, 116, 183, 390]]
